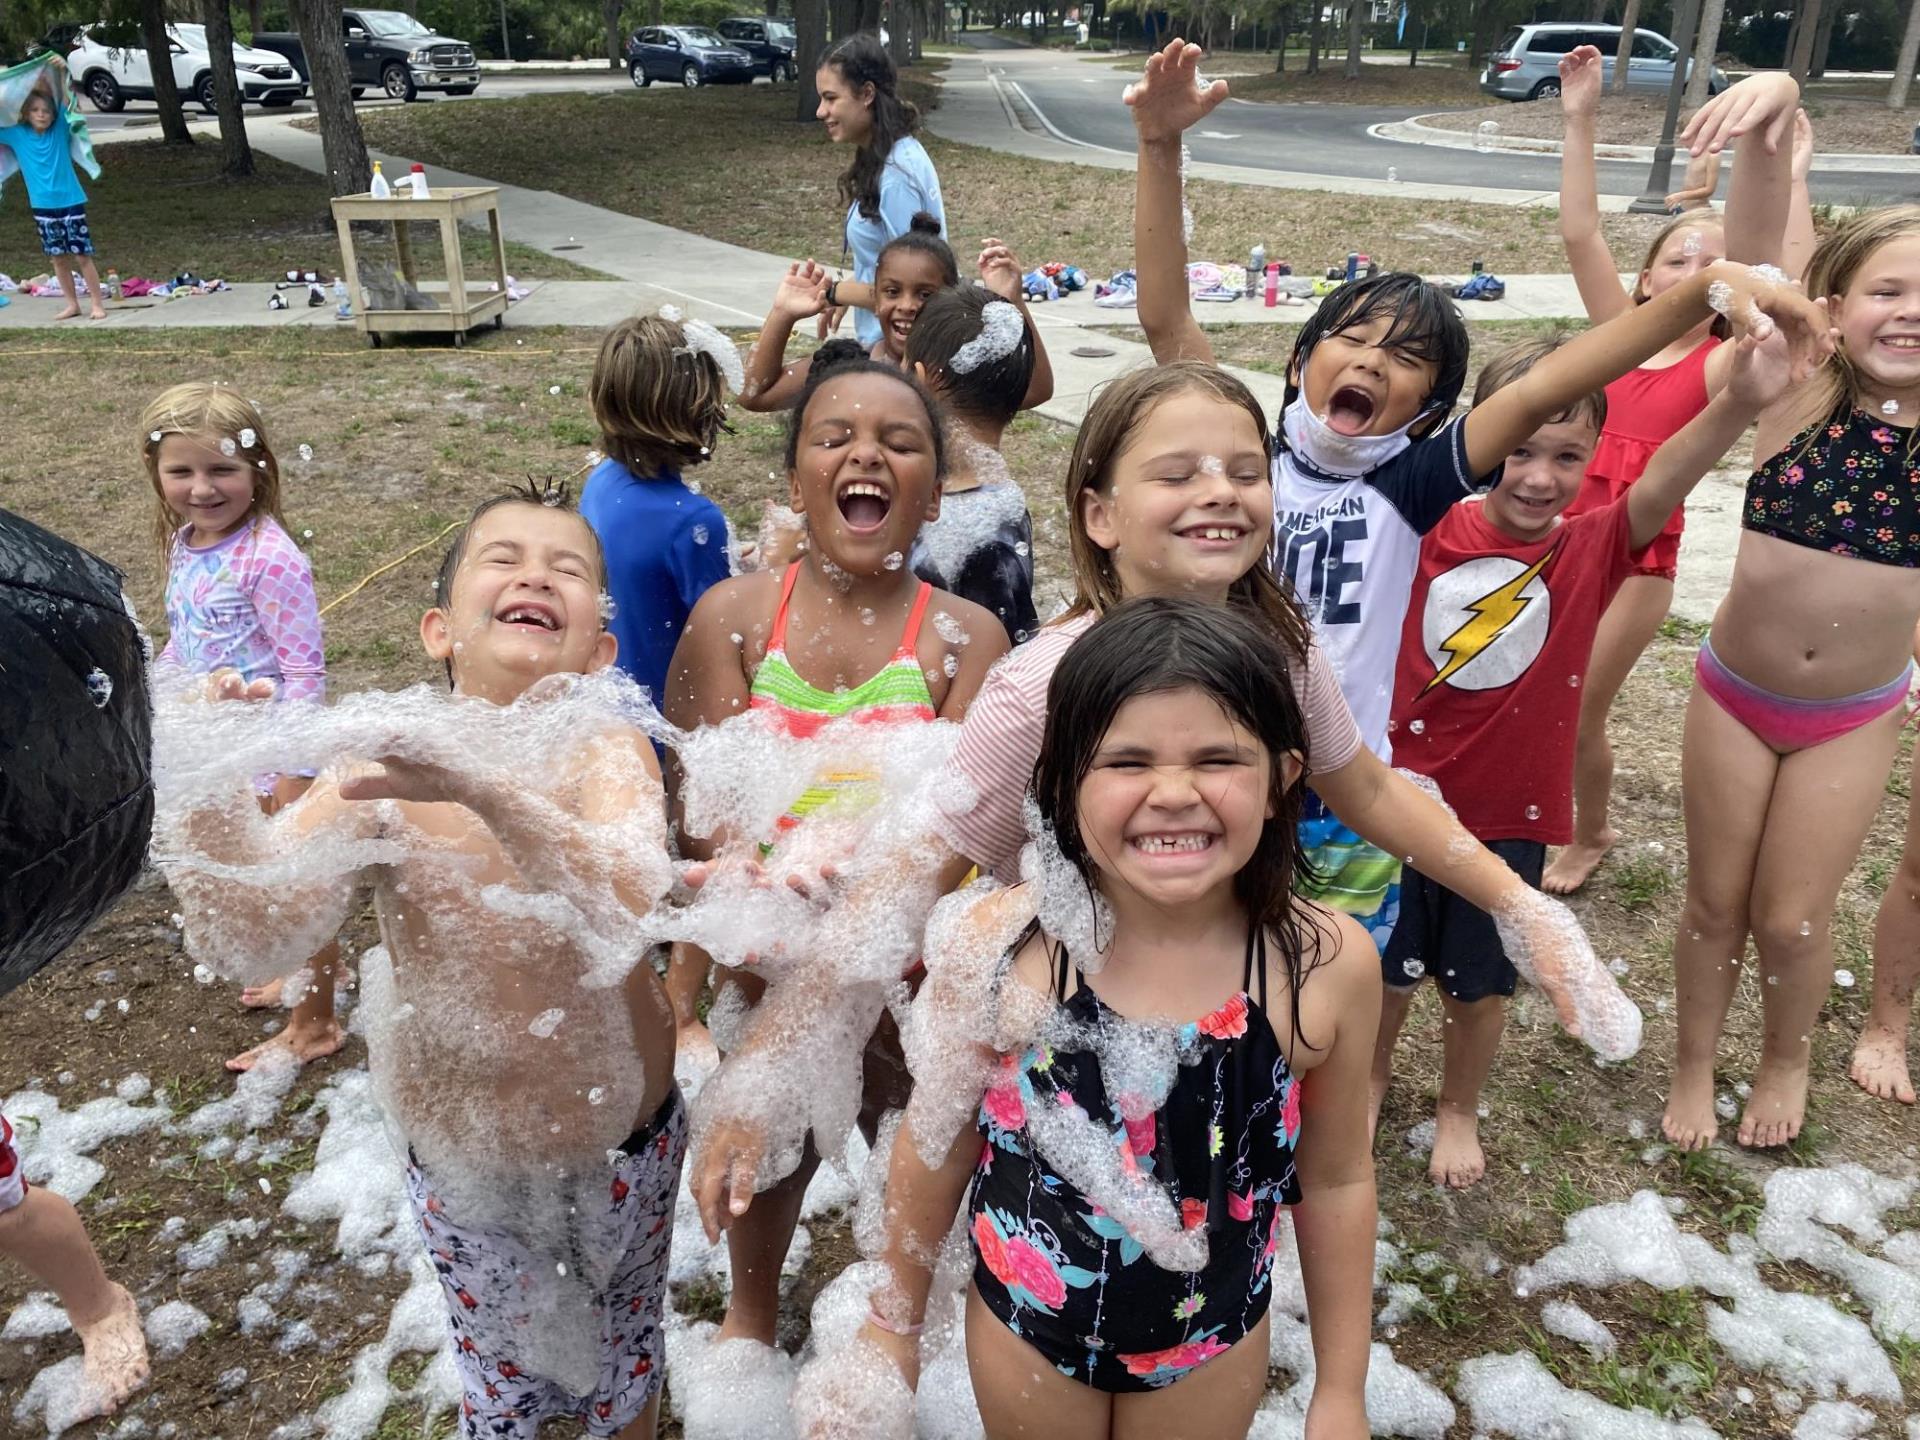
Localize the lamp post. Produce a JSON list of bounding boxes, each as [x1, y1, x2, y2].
[[1627, 0, 1703, 215]]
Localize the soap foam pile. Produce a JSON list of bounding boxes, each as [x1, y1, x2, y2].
[[151, 665, 674, 991]]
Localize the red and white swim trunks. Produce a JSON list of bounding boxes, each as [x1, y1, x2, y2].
[[0, 1111, 26, 1215]]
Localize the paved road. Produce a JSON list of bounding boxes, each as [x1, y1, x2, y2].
[[987, 46, 1919, 207], [77, 67, 756, 135]]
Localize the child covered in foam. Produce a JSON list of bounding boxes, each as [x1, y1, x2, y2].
[[158, 482, 683, 1440]]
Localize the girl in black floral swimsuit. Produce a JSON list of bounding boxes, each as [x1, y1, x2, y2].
[[848, 597, 1383, 1440]]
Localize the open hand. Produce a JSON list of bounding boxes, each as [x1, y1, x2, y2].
[[772, 260, 830, 324], [816, 303, 848, 340], [1710, 262, 1836, 367], [977, 238, 1022, 301], [1124, 37, 1226, 146], [693, 1115, 767, 1242], [337, 753, 468, 806], [1558, 45, 1604, 118], [1682, 71, 1799, 156], [203, 668, 277, 704]]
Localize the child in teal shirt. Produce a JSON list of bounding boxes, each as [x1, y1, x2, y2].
[[0, 65, 109, 320]]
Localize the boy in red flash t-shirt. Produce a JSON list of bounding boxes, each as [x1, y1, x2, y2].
[[1370, 326, 1804, 1191]]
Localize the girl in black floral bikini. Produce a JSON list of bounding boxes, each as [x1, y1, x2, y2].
[[847, 597, 1382, 1440]]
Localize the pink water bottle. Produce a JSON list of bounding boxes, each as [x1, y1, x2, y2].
[[1263, 263, 1280, 308]]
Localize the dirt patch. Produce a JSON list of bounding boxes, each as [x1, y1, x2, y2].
[[1422, 91, 1920, 157]]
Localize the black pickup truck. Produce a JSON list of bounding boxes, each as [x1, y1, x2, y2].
[[252, 7, 479, 102]]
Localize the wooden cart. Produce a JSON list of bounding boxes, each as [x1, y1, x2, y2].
[[328, 185, 509, 348]]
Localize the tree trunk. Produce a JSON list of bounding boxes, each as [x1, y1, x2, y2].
[[856, 0, 882, 34], [888, 0, 908, 60], [1682, 0, 1723, 106], [1274, 2, 1289, 69], [648, 0, 662, 26], [199, 0, 253, 175], [1788, 0, 1821, 81], [1891, 0, 1920, 109], [795, 0, 827, 114], [1306, 1, 1322, 74], [1342, 0, 1362, 78], [245, 0, 264, 36], [1809, 0, 1838, 79], [139, 0, 194, 145], [289, 0, 370, 194], [602, 0, 624, 68], [1610, 0, 1639, 95]]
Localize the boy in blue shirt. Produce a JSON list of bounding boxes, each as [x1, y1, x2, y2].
[[0, 62, 108, 321], [579, 313, 735, 717]]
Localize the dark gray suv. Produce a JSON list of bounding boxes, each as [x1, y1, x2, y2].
[[716, 17, 797, 81], [1481, 23, 1727, 103]]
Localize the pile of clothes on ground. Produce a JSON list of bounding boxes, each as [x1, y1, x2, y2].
[[0, 271, 231, 299], [1020, 261, 1089, 302]]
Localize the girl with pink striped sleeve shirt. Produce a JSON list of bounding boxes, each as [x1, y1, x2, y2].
[[145, 382, 342, 1076], [694, 362, 1601, 1238]]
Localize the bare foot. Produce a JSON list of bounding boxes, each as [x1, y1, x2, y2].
[[53, 304, 80, 320], [227, 1018, 343, 1073], [1427, 1105, 1486, 1189], [1541, 831, 1616, 895], [1738, 1055, 1810, 1148], [71, 1285, 149, 1421], [1661, 1061, 1719, 1151], [88, 305, 108, 320], [238, 976, 286, 1009], [1848, 1024, 1917, 1104]]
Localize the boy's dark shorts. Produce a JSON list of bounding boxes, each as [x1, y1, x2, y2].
[[1381, 839, 1546, 1003], [33, 205, 93, 257]]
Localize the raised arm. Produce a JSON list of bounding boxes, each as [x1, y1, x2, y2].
[[741, 261, 832, 412], [1462, 259, 1832, 476], [978, 238, 1055, 410], [1127, 38, 1225, 365], [1291, 910, 1379, 1437], [1628, 323, 1811, 549], [1782, 108, 1817, 284], [338, 723, 673, 922], [1556, 46, 1633, 326], [1683, 71, 1800, 269]]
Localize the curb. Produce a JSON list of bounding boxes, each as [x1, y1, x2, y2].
[[1372, 112, 1920, 172]]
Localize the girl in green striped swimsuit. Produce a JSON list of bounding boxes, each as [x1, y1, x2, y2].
[[663, 345, 1008, 1352]]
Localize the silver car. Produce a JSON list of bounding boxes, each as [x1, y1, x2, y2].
[[1480, 22, 1727, 103]]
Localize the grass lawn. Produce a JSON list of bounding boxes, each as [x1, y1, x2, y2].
[[350, 68, 1669, 284], [0, 141, 611, 287], [4, 325, 1919, 1436], [1105, 49, 1490, 109]]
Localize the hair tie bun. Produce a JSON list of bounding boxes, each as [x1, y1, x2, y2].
[[807, 339, 868, 381], [908, 211, 942, 237]]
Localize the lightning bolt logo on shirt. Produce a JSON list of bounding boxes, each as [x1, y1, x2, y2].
[[1420, 544, 1559, 694]]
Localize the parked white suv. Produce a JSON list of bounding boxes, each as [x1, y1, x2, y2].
[[69, 23, 305, 114]]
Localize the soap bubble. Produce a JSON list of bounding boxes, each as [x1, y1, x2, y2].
[[239, 427, 258, 449], [219, 437, 237, 456]]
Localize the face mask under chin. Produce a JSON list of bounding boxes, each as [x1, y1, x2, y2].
[[1281, 394, 1423, 479]]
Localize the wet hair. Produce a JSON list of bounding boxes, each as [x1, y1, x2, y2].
[[1062, 362, 1311, 666], [821, 33, 919, 222], [1032, 595, 1331, 1048], [1631, 212, 1731, 339], [904, 284, 1035, 425], [1798, 204, 1920, 435], [875, 211, 959, 289], [782, 343, 948, 481], [588, 314, 731, 478], [1472, 331, 1607, 436], [141, 381, 287, 575], [1284, 272, 1468, 430], [432, 480, 609, 681]]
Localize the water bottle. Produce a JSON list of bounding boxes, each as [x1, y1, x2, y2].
[[408, 162, 428, 200], [369, 161, 391, 199], [333, 277, 351, 319], [1248, 244, 1265, 301], [105, 268, 121, 300], [1263, 263, 1279, 308], [1345, 252, 1359, 284]]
